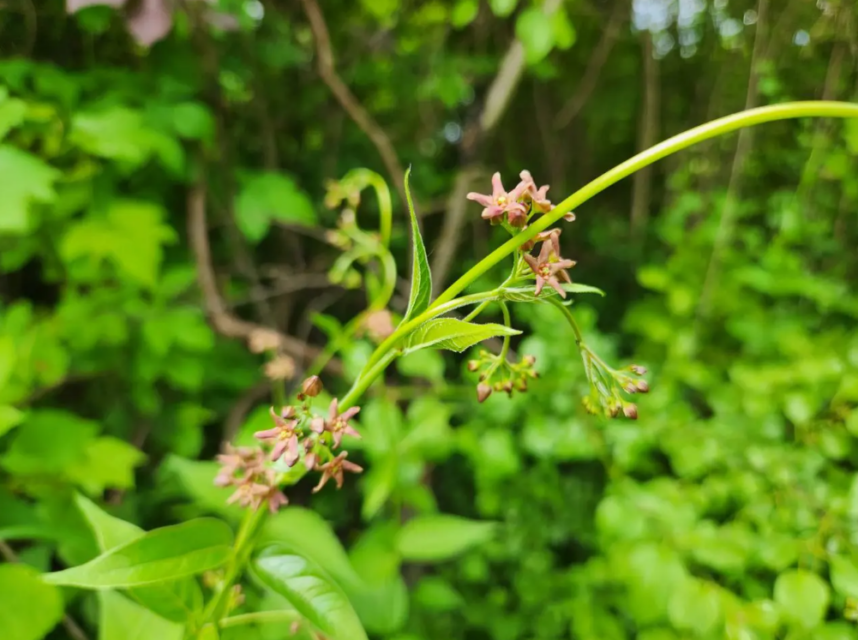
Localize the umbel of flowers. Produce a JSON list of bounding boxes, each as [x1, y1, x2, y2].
[[214, 376, 363, 512], [467, 170, 649, 418]]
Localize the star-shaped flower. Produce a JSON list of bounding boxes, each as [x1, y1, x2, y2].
[[523, 240, 576, 298], [467, 172, 527, 224], [312, 452, 364, 493], [255, 407, 301, 466], [311, 399, 361, 448], [518, 170, 554, 213]]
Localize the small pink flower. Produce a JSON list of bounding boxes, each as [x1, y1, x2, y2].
[[312, 452, 364, 493], [523, 241, 576, 298], [255, 407, 301, 466], [467, 172, 527, 224], [518, 170, 554, 214], [227, 482, 270, 510], [314, 399, 361, 448], [266, 488, 289, 513]]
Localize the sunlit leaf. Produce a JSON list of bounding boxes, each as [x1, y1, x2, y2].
[[0, 146, 59, 234], [235, 172, 317, 242], [773, 569, 829, 630], [0, 563, 63, 640], [502, 282, 605, 303], [98, 590, 184, 640]]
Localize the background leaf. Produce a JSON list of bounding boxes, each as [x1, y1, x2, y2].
[[235, 172, 317, 242], [0, 563, 63, 640], [773, 569, 830, 630], [396, 515, 497, 562]]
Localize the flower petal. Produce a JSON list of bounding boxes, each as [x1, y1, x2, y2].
[[491, 172, 505, 200]]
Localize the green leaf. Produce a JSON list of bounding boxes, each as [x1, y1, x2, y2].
[[488, 0, 517, 17], [361, 454, 397, 521], [402, 167, 432, 322], [0, 94, 26, 141], [516, 8, 555, 65], [0, 405, 23, 437], [43, 518, 233, 588], [60, 200, 177, 288], [773, 569, 830, 629], [171, 102, 214, 142], [75, 494, 204, 621], [67, 436, 147, 495], [1, 410, 98, 477], [98, 590, 184, 640], [396, 349, 445, 383], [0, 563, 63, 640], [0, 145, 59, 234], [69, 107, 163, 167], [551, 7, 577, 50], [503, 282, 605, 302], [402, 318, 520, 354], [254, 547, 369, 640], [667, 577, 722, 635], [451, 0, 479, 28], [235, 172, 317, 242], [396, 515, 497, 562], [0, 336, 15, 391], [830, 556, 858, 599]]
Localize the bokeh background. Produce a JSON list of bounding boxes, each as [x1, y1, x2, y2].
[[2, 0, 858, 638]]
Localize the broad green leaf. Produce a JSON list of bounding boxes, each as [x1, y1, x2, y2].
[[235, 172, 317, 242], [44, 518, 233, 588], [75, 494, 204, 621], [0, 563, 63, 640], [254, 547, 369, 640], [348, 524, 409, 634], [0, 405, 23, 437], [402, 318, 520, 355], [502, 282, 605, 303], [774, 569, 829, 629], [69, 107, 165, 167], [0, 94, 26, 140], [396, 349, 445, 383], [1, 410, 98, 477], [516, 8, 555, 65], [0, 336, 15, 391], [396, 515, 497, 562], [451, 0, 478, 27], [158, 456, 243, 521], [414, 576, 464, 612], [488, 0, 517, 17], [402, 167, 432, 322], [98, 590, 184, 640], [171, 102, 214, 142], [830, 556, 858, 599], [0, 146, 59, 234]]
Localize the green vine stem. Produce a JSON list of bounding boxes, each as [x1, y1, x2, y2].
[[339, 101, 858, 409]]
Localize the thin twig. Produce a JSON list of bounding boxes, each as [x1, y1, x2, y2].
[[187, 182, 342, 375], [630, 30, 660, 239], [298, 0, 407, 204], [554, 0, 626, 130], [0, 540, 90, 640], [697, 0, 769, 319]]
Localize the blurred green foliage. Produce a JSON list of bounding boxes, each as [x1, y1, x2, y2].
[[2, 0, 858, 639]]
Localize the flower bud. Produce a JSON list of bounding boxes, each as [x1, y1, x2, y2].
[[522, 355, 536, 366], [515, 377, 528, 392], [301, 375, 323, 397], [623, 403, 638, 420], [477, 383, 492, 403], [502, 380, 514, 396], [467, 360, 480, 372], [623, 383, 637, 394], [630, 364, 647, 376], [636, 380, 650, 393]]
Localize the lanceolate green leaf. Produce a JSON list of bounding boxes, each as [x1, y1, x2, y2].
[[403, 318, 520, 354], [502, 282, 605, 303], [75, 494, 203, 621], [254, 546, 369, 640], [43, 518, 233, 589], [402, 167, 432, 322], [98, 590, 183, 640]]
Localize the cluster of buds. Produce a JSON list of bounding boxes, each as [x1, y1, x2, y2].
[[468, 351, 539, 403], [214, 376, 364, 512], [581, 358, 649, 420], [202, 572, 245, 613]]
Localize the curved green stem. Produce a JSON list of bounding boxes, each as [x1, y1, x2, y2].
[[342, 168, 393, 248], [434, 101, 858, 309], [342, 101, 858, 411], [498, 301, 512, 363], [220, 610, 301, 629]]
